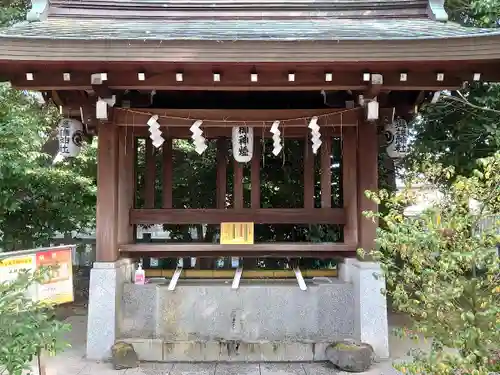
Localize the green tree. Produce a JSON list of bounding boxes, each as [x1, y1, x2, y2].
[[0, 0, 29, 26], [0, 270, 70, 375], [365, 153, 500, 375], [447, 0, 500, 27], [408, 84, 500, 179], [0, 84, 96, 251], [405, 0, 500, 178]]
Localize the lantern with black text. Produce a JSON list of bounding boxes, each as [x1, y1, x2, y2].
[[232, 126, 254, 163], [58, 118, 84, 157], [385, 117, 409, 159]]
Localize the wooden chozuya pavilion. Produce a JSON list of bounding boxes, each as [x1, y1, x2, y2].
[[1, 0, 500, 363]]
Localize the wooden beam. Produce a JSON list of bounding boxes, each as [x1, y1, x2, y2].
[[303, 136, 315, 209], [96, 122, 119, 262], [114, 108, 360, 128], [357, 120, 379, 259], [320, 137, 332, 208], [342, 127, 358, 246], [233, 159, 244, 209], [147, 269, 339, 278], [364, 74, 383, 99], [162, 138, 173, 209], [91, 83, 113, 100], [11, 69, 466, 91], [130, 208, 346, 225], [251, 137, 261, 209], [144, 138, 156, 208], [117, 127, 135, 245], [216, 138, 228, 209], [119, 242, 355, 257]]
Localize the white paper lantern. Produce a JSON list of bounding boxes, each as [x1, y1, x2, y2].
[[232, 126, 253, 163], [385, 118, 409, 159], [58, 118, 84, 157]]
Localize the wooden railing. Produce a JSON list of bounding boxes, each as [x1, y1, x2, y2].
[[130, 208, 346, 225], [119, 242, 356, 257]]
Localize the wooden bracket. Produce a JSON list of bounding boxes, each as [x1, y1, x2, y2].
[[80, 102, 98, 129], [364, 75, 383, 99], [91, 83, 114, 100]]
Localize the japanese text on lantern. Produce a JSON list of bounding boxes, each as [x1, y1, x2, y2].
[[232, 126, 253, 163], [393, 118, 408, 154], [238, 127, 250, 157], [58, 120, 71, 155]]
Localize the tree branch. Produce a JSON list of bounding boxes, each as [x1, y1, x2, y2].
[[443, 92, 500, 115]]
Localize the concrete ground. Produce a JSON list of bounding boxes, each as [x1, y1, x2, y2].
[[30, 311, 427, 375]]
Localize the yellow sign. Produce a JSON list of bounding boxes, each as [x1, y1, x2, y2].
[[221, 222, 254, 245], [0, 256, 34, 268], [0, 246, 74, 305], [36, 247, 74, 305]]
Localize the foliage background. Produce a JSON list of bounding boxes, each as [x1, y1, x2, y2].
[[367, 153, 500, 375]]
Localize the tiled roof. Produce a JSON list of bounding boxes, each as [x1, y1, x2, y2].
[[47, 0, 428, 15], [1, 18, 499, 41]]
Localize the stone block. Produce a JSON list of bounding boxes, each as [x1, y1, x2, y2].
[[351, 261, 390, 359], [111, 341, 139, 370], [170, 363, 216, 375], [313, 342, 330, 361], [259, 342, 314, 361], [260, 363, 307, 375], [163, 341, 224, 361], [154, 279, 354, 343], [216, 363, 260, 375], [86, 259, 132, 360], [121, 339, 163, 362], [121, 284, 157, 338], [117, 278, 365, 363], [326, 341, 374, 372], [303, 362, 339, 375]]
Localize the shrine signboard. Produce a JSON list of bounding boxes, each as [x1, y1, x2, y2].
[[0, 245, 75, 305], [221, 222, 254, 245]]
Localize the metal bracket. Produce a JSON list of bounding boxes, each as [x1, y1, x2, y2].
[[232, 267, 243, 290], [293, 267, 307, 291], [168, 267, 183, 291]]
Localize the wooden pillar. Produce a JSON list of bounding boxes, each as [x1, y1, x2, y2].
[[303, 136, 314, 209], [342, 127, 358, 246], [144, 138, 156, 208], [320, 137, 332, 208], [216, 138, 228, 209], [96, 123, 119, 262], [251, 138, 261, 209], [357, 121, 378, 257], [117, 127, 135, 245], [233, 161, 244, 209], [162, 138, 173, 208]]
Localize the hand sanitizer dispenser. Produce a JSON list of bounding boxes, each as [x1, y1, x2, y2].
[[134, 261, 146, 285]]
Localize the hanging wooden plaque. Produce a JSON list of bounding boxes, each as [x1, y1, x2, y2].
[[220, 222, 254, 245]]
